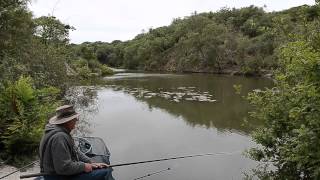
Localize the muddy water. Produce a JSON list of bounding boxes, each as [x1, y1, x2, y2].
[[70, 73, 272, 179], [1, 73, 272, 180]]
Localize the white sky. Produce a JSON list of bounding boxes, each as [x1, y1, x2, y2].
[[29, 0, 315, 44]]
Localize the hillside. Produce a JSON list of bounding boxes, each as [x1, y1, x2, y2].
[[74, 5, 319, 76]]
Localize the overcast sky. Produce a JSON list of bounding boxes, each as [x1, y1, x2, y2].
[[29, 0, 315, 44]]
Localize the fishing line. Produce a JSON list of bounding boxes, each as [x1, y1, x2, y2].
[[109, 150, 242, 168], [133, 168, 171, 180], [19, 150, 242, 179]]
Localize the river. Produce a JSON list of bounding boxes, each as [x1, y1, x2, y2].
[[66, 72, 272, 180]]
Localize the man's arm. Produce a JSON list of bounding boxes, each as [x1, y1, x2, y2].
[[76, 148, 109, 169], [51, 134, 86, 175], [76, 148, 92, 163]]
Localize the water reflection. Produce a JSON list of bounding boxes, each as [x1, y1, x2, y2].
[[65, 73, 273, 179], [110, 86, 217, 103], [65, 86, 99, 136], [103, 73, 273, 134]]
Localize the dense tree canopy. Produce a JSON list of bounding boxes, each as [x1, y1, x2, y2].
[[247, 2, 320, 179], [0, 0, 112, 161], [76, 4, 319, 76]]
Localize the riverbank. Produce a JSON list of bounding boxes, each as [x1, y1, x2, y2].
[[176, 68, 273, 78], [0, 163, 39, 180], [112, 66, 274, 78]]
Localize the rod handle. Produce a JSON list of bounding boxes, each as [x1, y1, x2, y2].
[[20, 172, 49, 179]]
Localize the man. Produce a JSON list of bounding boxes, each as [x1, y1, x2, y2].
[[39, 105, 114, 180]]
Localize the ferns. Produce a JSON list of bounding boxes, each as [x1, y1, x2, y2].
[[0, 76, 60, 157]]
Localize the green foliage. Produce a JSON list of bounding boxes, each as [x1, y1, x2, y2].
[[0, 0, 33, 59], [71, 57, 113, 79], [34, 16, 74, 45], [78, 45, 96, 60], [0, 77, 60, 158], [0, 0, 78, 160], [233, 84, 242, 95], [247, 39, 320, 178], [279, 41, 320, 86], [100, 65, 114, 76], [26, 38, 72, 90], [0, 2, 75, 90], [77, 66, 92, 78], [70, 43, 114, 78], [75, 4, 319, 76]]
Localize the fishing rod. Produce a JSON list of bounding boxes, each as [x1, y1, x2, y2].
[[20, 151, 240, 179], [0, 160, 39, 179], [133, 168, 171, 180], [109, 152, 217, 168]]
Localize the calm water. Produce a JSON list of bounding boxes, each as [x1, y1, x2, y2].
[[68, 73, 273, 180]]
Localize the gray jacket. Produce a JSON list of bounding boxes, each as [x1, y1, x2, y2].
[[39, 124, 92, 175]]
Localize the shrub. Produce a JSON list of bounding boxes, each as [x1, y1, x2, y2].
[[0, 76, 60, 158], [247, 41, 320, 179], [100, 65, 114, 76]]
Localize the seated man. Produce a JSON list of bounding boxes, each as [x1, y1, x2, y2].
[[39, 105, 114, 180]]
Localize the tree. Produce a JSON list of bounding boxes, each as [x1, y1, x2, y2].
[[247, 40, 320, 179], [0, 1, 72, 160], [72, 4, 318, 76], [34, 16, 74, 45], [0, 0, 33, 58], [0, 0, 34, 83]]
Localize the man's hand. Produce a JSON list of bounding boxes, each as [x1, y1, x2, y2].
[[84, 162, 109, 173], [84, 163, 93, 172], [91, 162, 109, 169]]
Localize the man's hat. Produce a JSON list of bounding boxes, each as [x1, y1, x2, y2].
[[49, 105, 79, 125]]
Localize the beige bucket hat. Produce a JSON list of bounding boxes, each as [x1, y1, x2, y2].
[[49, 105, 79, 125]]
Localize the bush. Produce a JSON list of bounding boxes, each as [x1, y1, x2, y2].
[[100, 65, 114, 76], [247, 41, 320, 179], [0, 77, 60, 159], [71, 58, 114, 78], [76, 65, 92, 79]]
